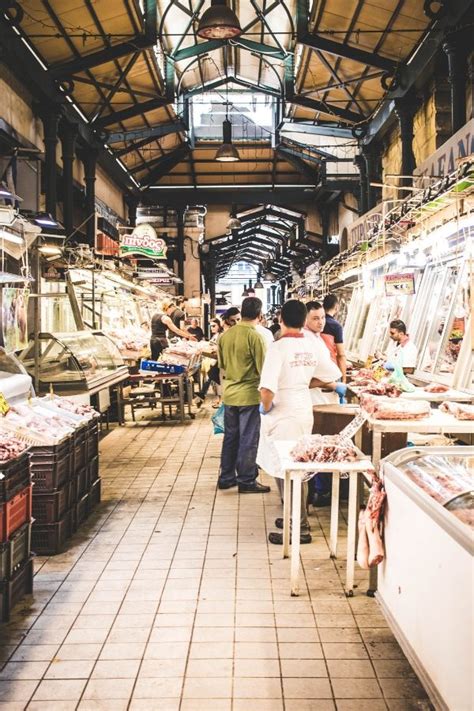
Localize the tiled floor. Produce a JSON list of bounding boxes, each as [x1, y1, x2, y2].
[[0, 410, 432, 710]]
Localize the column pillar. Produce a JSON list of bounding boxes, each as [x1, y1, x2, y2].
[[59, 119, 78, 237], [80, 147, 98, 247], [39, 104, 62, 218], [176, 208, 185, 296], [363, 142, 382, 209], [394, 96, 418, 186], [443, 33, 467, 133], [353, 154, 368, 215]]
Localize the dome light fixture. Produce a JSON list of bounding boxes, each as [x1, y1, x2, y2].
[[197, 0, 242, 40], [216, 119, 240, 162], [226, 216, 241, 230]]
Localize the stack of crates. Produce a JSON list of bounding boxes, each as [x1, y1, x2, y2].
[[31, 437, 74, 555], [87, 417, 101, 512], [0, 451, 33, 622]]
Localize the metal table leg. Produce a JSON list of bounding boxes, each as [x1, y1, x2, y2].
[[290, 475, 302, 596], [345, 471, 359, 597], [329, 471, 340, 558], [178, 375, 185, 423], [283, 471, 291, 559]]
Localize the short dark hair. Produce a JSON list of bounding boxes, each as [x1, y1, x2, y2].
[[241, 296, 262, 320], [323, 294, 338, 311], [281, 299, 307, 328], [306, 300, 324, 313], [222, 306, 240, 321], [390, 319, 407, 334]]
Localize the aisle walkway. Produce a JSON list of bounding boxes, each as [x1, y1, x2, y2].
[[0, 412, 431, 710]]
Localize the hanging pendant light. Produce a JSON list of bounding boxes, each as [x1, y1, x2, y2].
[[197, 0, 242, 39], [216, 119, 240, 162], [226, 206, 241, 230]]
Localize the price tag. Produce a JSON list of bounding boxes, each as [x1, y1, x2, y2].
[[0, 391, 10, 416]]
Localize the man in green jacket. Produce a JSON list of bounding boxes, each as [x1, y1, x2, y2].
[[217, 297, 271, 493]]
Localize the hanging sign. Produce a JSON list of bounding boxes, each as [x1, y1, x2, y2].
[[347, 204, 383, 250], [414, 118, 474, 184], [42, 265, 65, 281], [120, 224, 167, 259], [384, 272, 415, 296]]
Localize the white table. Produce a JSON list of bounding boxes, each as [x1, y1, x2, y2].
[[349, 384, 473, 404], [272, 441, 374, 597]]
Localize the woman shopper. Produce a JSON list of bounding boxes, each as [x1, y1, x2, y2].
[[195, 319, 223, 408]]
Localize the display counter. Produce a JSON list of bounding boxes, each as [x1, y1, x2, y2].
[[19, 330, 129, 395], [378, 447, 473, 711]]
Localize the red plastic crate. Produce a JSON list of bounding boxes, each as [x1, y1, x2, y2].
[[0, 486, 32, 543]]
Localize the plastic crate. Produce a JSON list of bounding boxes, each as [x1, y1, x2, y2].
[[0, 556, 34, 623], [32, 485, 68, 524], [76, 493, 89, 527], [31, 509, 72, 556], [29, 442, 71, 492], [76, 467, 88, 499], [0, 486, 32, 543], [0, 452, 31, 503], [87, 421, 99, 459], [88, 478, 101, 512], [67, 476, 77, 509], [73, 426, 88, 473], [1, 523, 31, 580], [88, 455, 99, 484], [140, 359, 185, 374]]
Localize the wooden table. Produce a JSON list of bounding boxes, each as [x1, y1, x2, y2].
[[271, 441, 374, 597], [129, 372, 195, 423]]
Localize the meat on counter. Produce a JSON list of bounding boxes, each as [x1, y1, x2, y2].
[[439, 401, 474, 420], [291, 434, 358, 463]]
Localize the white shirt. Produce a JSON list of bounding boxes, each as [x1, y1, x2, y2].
[[303, 329, 342, 405], [259, 334, 319, 411], [255, 324, 274, 347], [388, 338, 418, 369]]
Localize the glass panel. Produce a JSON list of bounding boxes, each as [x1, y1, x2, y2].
[[418, 264, 460, 374], [57, 332, 121, 373], [434, 266, 469, 376], [38, 337, 84, 383], [191, 91, 275, 141]]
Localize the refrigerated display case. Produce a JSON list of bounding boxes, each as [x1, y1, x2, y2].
[[19, 331, 129, 395], [378, 447, 473, 711]]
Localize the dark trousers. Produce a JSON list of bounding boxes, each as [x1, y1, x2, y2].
[[150, 337, 168, 361], [219, 405, 260, 486]]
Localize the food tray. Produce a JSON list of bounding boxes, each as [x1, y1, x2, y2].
[[88, 455, 99, 484], [0, 420, 69, 448], [0, 452, 31, 503], [0, 522, 31, 580], [31, 509, 72, 556], [76, 493, 89, 527], [32, 485, 68, 524], [88, 478, 101, 511], [0, 556, 34, 623], [0, 486, 32, 543]]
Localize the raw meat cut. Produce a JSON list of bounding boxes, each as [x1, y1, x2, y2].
[[356, 508, 370, 569], [424, 382, 449, 393], [439, 401, 474, 420], [0, 432, 28, 462], [358, 382, 401, 398], [291, 435, 358, 463], [365, 478, 386, 567], [361, 396, 431, 420]]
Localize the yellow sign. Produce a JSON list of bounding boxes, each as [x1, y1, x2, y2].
[[0, 391, 10, 416]]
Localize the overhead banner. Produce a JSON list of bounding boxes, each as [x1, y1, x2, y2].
[[384, 272, 415, 296], [120, 223, 167, 260], [414, 118, 474, 184]]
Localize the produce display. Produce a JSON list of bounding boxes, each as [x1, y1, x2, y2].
[[0, 431, 28, 462], [360, 395, 431, 420], [439, 401, 474, 420], [291, 434, 358, 463]]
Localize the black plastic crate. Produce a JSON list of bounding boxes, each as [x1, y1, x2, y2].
[[67, 477, 77, 509], [30, 445, 71, 492], [87, 421, 99, 459], [0, 556, 34, 623], [88, 479, 101, 512], [31, 509, 72, 556], [0, 452, 31, 503], [76, 493, 89, 527], [73, 426, 88, 473], [88, 455, 99, 484], [76, 466, 88, 499], [0, 541, 7, 581], [32, 485, 68, 524], [8, 523, 31, 578]]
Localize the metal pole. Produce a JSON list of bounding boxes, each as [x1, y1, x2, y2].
[[33, 250, 41, 394]]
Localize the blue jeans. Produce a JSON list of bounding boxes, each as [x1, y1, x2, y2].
[[219, 405, 260, 486]]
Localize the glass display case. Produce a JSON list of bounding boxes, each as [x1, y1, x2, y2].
[[19, 330, 129, 394]]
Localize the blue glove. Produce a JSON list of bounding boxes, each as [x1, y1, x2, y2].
[[384, 361, 395, 372], [335, 383, 347, 397], [259, 402, 274, 415]]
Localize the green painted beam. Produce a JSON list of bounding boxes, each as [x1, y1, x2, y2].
[[172, 38, 288, 62], [289, 95, 364, 124]]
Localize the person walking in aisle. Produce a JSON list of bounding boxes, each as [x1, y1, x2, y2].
[[218, 297, 270, 493], [321, 293, 347, 382], [195, 319, 223, 408], [257, 300, 323, 544], [150, 302, 196, 361]]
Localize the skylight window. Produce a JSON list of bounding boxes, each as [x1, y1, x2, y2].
[[190, 90, 275, 141]]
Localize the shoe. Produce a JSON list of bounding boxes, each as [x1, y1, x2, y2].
[[268, 531, 312, 545], [238, 481, 271, 494], [275, 518, 283, 529], [218, 479, 238, 490], [195, 396, 203, 408]]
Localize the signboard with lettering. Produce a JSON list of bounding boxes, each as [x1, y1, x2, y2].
[[347, 204, 383, 250], [120, 224, 168, 259], [414, 118, 474, 183], [384, 272, 415, 296]]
